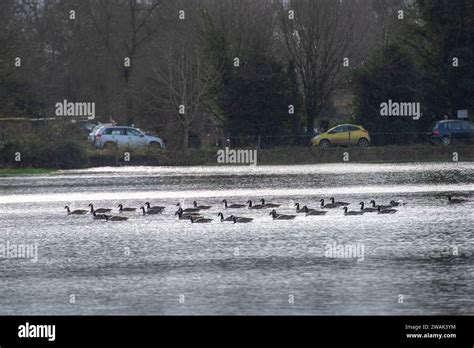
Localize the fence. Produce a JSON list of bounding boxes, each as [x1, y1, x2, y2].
[[215, 132, 434, 148]]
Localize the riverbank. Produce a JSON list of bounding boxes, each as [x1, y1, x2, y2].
[[0, 168, 56, 176], [88, 145, 474, 167], [1, 145, 473, 170]]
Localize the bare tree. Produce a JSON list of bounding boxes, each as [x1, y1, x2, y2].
[[277, 0, 367, 132], [148, 40, 217, 149], [87, 0, 164, 125]]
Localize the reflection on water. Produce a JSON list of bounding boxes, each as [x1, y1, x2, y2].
[[0, 163, 473, 315]]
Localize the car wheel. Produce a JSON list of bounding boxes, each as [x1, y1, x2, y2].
[[319, 139, 330, 148], [104, 141, 117, 149], [358, 138, 369, 147], [149, 142, 162, 149], [441, 136, 450, 145]]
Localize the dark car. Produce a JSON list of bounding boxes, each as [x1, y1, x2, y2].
[[431, 120, 474, 145]]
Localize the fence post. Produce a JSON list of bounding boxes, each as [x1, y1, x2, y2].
[[115, 140, 119, 166]]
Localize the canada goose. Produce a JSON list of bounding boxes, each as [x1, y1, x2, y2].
[[247, 200, 265, 209], [140, 206, 162, 215], [92, 211, 109, 220], [260, 199, 280, 208], [222, 199, 246, 209], [118, 204, 137, 212], [145, 202, 165, 211], [390, 200, 406, 207], [175, 209, 202, 220], [446, 195, 467, 204], [193, 201, 211, 209], [176, 208, 201, 217], [189, 216, 213, 223], [64, 206, 88, 215], [232, 216, 253, 223], [330, 197, 350, 206], [295, 203, 317, 213], [369, 200, 391, 209], [105, 215, 129, 221], [343, 207, 364, 216], [359, 202, 377, 213], [269, 210, 296, 220], [377, 206, 397, 214], [320, 199, 338, 209], [217, 212, 234, 222], [303, 206, 327, 216], [88, 204, 112, 214], [176, 203, 200, 212]]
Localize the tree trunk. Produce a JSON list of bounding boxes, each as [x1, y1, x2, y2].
[[305, 97, 317, 134], [125, 94, 134, 126], [183, 123, 189, 149]]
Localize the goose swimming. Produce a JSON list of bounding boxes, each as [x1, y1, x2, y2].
[[320, 199, 338, 209], [446, 195, 467, 204], [118, 204, 137, 212], [189, 216, 213, 223], [232, 216, 253, 223], [145, 202, 165, 211], [88, 204, 111, 214], [64, 206, 88, 215], [247, 200, 265, 209], [303, 206, 327, 216], [269, 210, 296, 220], [260, 199, 280, 208], [217, 212, 234, 222], [377, 206, 397, 214], [222, 200, 246, 209], [176, 203, 200, 212], [343, 207, 364, 216], [92, 211, 109, 220], [175, 209, 202, 220], [193, 201, 211, 210], [330, 197, 350, 206], [359, 202, 377, 212], [105, 215, 128, 221], [140, 207, 162, 215]]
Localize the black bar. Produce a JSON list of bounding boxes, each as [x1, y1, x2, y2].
[[0, 316, 472, 346]]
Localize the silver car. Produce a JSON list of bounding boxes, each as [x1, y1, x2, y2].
[[88, 123, 114, 145], [93, 126, 165, 149]]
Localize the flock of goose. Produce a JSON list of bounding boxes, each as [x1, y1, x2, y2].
[[63, 195, 466, 223]]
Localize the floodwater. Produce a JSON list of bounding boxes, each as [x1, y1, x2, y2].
[[0, 163, 473, 315]]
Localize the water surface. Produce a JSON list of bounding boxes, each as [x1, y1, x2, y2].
[[0, 163, 473, 315]]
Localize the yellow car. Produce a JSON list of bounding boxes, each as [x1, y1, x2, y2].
[[311, 124, 370, 147]]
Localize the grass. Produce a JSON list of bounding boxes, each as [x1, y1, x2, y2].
[[1, 144, 474, 170], [0, 168, 56, 176]]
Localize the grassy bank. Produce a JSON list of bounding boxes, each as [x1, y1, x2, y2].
[[2, 144, 474, 171], [258, 145, 474, 164], [0, 168, 56, 176], [87, 144, 474, 167]]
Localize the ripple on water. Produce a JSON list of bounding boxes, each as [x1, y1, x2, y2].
[[0, 163, 473, 314]]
